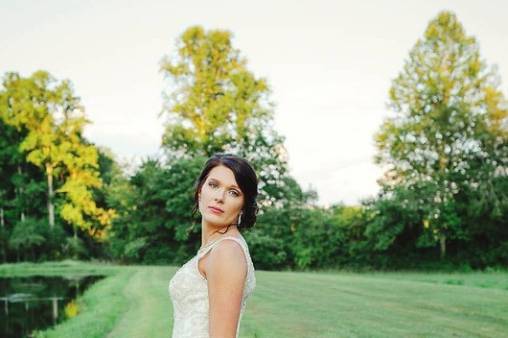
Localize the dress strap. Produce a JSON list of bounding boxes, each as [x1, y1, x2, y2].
[[197, 236, 245, 258]]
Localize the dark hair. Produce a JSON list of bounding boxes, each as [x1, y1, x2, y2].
[[192, 153, 259, 233]]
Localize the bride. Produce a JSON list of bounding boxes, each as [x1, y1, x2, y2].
[[169, 153, 258, 338]]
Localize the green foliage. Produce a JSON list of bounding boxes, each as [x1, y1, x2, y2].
[[0, 71, 116, 239], [9, 218, 46, 249], [374, 11, 508, 259], [107, 156, 205, 264], [1, 15, 506, 271], [0, 119, 47, 232], [123, 237, 148, 261], [63, 236, 88, 259], [160, 25, 290, 206], [0, 70, 118, 264], [160, 26, 270, 154], [244, 228, 287, 270], [6, 218, 67, 261]]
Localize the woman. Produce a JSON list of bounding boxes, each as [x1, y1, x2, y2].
[[168, 153, 258, 338]]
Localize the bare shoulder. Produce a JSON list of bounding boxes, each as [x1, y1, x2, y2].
[[208, 239, 247, 278]]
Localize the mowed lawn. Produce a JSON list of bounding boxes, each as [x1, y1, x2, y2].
[[1, 261, 507, 338]]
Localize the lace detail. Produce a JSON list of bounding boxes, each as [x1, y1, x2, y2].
[[168, 235, 256, 338]]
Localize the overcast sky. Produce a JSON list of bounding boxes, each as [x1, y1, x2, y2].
[[1, 0, 507, 206]]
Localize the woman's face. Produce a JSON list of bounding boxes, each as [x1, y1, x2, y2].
[[198, 165, 245, 228]]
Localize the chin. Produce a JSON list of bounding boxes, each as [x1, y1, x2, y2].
[[205, 215, 232, 227], [204, 213, 223, 222]]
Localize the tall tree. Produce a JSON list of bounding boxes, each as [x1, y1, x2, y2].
[[0, 71, 116, 237], [374, 11, 508, 258], [0, 71, 64, 228], [160, 26, 289, 205]]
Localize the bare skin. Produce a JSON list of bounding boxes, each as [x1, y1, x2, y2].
[[197, 165, 248, 338]]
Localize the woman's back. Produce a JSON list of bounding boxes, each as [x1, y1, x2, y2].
[[168, 235, 256, 338]]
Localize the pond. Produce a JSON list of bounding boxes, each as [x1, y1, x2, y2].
[[0, 275, 105, 338]]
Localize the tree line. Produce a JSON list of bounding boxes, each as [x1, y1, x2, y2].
[[0, 11, 506, 270]]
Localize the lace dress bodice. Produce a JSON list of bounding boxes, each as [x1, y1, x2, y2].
[[168, 235, 256, 338]]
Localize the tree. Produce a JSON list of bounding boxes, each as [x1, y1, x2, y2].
[[107, 156, 205, 264], [374, 11, 508, 258], [1, 71, 73, 228], [160, 26, 289, 206], [0, 118, 64, 261], [0, 71, 116, 238]]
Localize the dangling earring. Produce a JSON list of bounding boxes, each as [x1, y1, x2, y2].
[[238, 212, 242, 225]]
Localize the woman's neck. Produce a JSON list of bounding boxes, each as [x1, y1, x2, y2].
[[201, 221, 241, 247]]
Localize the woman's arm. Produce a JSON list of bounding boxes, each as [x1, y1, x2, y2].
[[206, 240, 247, 338]]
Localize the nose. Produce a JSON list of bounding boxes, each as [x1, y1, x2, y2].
[[213, 188, 225, 202]]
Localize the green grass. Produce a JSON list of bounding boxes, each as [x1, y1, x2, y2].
[[1, 261, 507, 338]]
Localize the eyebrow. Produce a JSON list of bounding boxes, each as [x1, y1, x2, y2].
[[208, 177, 240, 190]]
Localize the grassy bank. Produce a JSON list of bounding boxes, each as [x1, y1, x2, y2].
[[0, 260, 134, 338], [1, 261, 507, 337], [0, 259, 120, 277]]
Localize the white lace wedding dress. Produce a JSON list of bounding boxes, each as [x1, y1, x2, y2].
[[168, 235, 256, 338]]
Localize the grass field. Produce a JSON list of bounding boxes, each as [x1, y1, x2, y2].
[[1, 261, 507, 338]]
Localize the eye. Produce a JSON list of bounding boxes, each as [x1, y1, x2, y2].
[[229, 190, 240, 197], [208, 182, 217, 188]]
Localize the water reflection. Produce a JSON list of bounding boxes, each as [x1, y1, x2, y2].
[[0, 275, 105, 338]]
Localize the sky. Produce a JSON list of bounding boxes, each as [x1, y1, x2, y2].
[[1, 0, 507, 206]]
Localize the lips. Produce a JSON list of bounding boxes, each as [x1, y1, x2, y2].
[[208, 206, 224, 214]]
